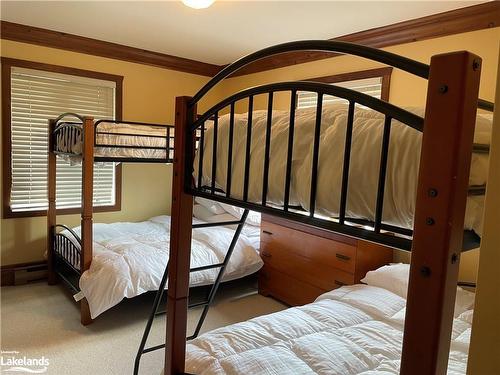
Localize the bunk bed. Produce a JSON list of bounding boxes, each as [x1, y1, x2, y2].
[[162, 40, 494, 375], [46, 114, 263, 326]]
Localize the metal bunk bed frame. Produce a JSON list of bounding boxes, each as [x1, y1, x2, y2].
[[164, 40, 493, 375], [47, 113, 251, 336]]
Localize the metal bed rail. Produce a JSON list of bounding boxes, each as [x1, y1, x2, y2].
[[53, 224, 82, 292], [52, 113, 176, 163]]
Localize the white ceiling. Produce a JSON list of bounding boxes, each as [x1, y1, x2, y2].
[[0, 1, 486, 65]]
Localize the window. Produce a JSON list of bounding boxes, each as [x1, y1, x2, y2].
[[2, 58, 123, 218], [297, 67, 392, 109]]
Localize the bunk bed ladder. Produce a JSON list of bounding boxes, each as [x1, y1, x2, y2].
[[133, 210, 249, 375]]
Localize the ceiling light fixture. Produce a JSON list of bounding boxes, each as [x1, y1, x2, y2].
[[182, 0, 215, 9]]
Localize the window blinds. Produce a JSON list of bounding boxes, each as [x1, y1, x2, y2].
[[297, 76, 383, 109], [10, 67, 116, 212]]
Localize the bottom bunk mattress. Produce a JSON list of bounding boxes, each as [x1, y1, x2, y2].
[[62, 215, 263, 319], [185, 283, 474, 374]]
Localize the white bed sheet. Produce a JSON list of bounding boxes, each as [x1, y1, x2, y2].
[[185, 284, 473, 374], [194, 104, 490, 236], [65, 215, 262, 319]]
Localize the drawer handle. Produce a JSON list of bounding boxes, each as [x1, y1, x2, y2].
[[335, 280, 346, 286], [263, 230, 273, 235], [261, 252, 272, 258], [336, 253, 351, 261]]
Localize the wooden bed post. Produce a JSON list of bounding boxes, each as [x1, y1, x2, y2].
[[80, 116, 94, 326], [47, 119, 57, 285], [401, 52, 482, 374], [164, 97, 195, 375]]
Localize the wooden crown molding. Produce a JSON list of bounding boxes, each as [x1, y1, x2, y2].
[[231, 2, 500, 76], [0, 21, 220, 77], [0, 2, 498, 78]]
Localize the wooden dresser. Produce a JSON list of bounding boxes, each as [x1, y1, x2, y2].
[[258, 214, 393, 306]]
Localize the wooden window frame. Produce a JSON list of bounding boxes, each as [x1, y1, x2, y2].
[[304, 66, 393, 101], [1, 57, 124, 219]]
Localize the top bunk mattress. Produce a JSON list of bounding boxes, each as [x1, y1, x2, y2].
[[193, 104, 491, 238], [54, 120, 174, 161]]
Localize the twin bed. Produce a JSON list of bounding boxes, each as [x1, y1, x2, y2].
[[48, 116, 262, 321], [60, 212, 262, 319], [46, 40, 494, 375], [185, 265, 475, 375]]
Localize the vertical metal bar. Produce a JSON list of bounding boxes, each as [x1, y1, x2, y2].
[[262, 92, 274, 205], [166, 126, 171, 161], [339, 101, 355, 224], [70, 240, 74, 268], [309, 93, 323, 217], [401, 51, 482, 375], [197, 122, 205, 188], [283, 90, 297, 211], [69, 239, 73, 268], [211, 113, 218, 194], [190, 210, 249, 339], [374, 116, 392, 233], [47, 119, 57, 285], [134, 262, 169, 375], [65, 238, 70, 266], [226, 103, 235, 197], [243, 96, 254, 201]]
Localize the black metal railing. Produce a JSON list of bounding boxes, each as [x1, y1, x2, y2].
[[54, 224, 82, 274], [184, 40, 492, 252], [52, 113, 175, 163], [188, 82, 427, 250], [94, 119, 174, 163], [187, 82, 488, 251]]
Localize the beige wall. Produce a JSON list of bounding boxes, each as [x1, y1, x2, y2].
[[467, 49, 500, 375], [0, 39, 222, 265], [215, 27, 500, 282], [219, 28, 498, 109]]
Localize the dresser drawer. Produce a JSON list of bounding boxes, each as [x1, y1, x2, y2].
[[259, 265, 328, 306], [261, 221, 357, 273], [260, 242, 355, 291]]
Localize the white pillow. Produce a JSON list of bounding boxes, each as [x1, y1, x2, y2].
[[361, 263, 410, 298], [192, 209, 258, 238], [195, 197, 225, 215], [193, 205, 242, 225], [192, 204, 216, 222], [218, 202, 261, 227], [361, 263, 475, 317]]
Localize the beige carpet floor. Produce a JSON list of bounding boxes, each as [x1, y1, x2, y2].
[[0, 277, 285, 375]]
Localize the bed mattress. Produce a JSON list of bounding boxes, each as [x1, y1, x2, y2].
[[194, 105, 490, 236], [61, 215, 262, 318], [54, 121, 173, 160], [185, 284, 473, 374]]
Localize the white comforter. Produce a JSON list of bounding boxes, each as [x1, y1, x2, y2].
[[194, 105, 490, 235], [186, 285, 472, 374], [70, 215, 262, 318]]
